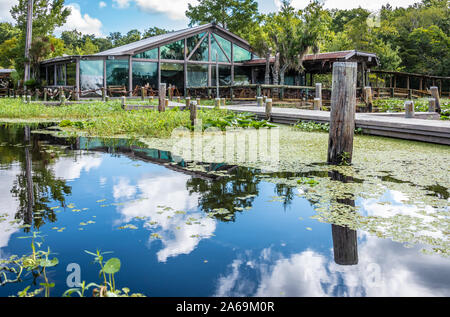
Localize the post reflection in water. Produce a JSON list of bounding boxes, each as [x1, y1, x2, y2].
[[24, 126, 34, 225], [329, 170, 358, 266]]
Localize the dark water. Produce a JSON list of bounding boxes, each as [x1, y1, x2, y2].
[[0, 124, 449, 297]]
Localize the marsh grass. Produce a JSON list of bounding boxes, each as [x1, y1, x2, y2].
[[0, 98, 232, 138]]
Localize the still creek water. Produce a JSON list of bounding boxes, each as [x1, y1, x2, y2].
[[0, 123, 449, 297]]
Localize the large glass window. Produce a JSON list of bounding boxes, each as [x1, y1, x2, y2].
[[80, 59, 104, 93], [132, 61, 158, 88], [188, 33, 209, 62], [213, 34, 231, 59], [233, 44, 252, 62], [187, 33, 206, 55], [106, 59, 129, 86], [66, 62, 76, 86], [234, 66, 252, 85], [211, 35, 229, 63], [161, 63, 184, 92], [160, 40, 184, 60], [134, 48, 158, 59], [187, 64, 208, 87], [48, 65, 54, 85], [56, 64, 66, 85], [212, 65, 232, 86]]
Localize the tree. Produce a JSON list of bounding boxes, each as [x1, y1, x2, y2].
[[143, 27, 171, 39], [10, 0, 71, 78], [247, 15, 274, 84], [186, 0, 259, 38], [0, 22, 20, 44]]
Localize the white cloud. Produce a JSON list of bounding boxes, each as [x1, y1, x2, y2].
[[0, 0, 16, 22], [51, 152, 103, 181], [99, 1, 107, 9], [56, 4, 103, 36], [275, 0, 419, 11], [113, 172, 216, 263], [113, 0, 199, 20]]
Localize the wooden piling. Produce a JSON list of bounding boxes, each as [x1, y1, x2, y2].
[[190, 101, 197, 127], [165, 98, 169, 109], [404, 101, 414, 118], [121, 96, 127, 109], [430, 86, 441, 113], [428, 98, 436, 112], [265, 98, 273, 121], [159, 83, 166, 112], [185, 97, 191, 109], [257, 96, 263, 107], [313, 98, 321, 110], [214, 98, 221, 108], [196, 98, 201, 106], [364, 86, 373, 113], [327, 62, 357, 165], [315, 83, 322, 109], [221, 98, 226, 107]]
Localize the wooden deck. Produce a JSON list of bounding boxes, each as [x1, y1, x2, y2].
[[223, 104, 450, 145]]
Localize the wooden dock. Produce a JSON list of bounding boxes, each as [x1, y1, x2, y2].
[[222, 104, 450, 145]]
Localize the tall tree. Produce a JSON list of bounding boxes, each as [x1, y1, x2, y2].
[[186, 0, 259, 38]]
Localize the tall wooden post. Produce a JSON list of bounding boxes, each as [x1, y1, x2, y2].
[[257, 96, 263, 107], [404, 101, 414, 118], [327, 62, 357, 165], [24, 0, 33, 85], [185, 97, 191, 110], [428, 98, 436, 112], [313, 98, 321, 110], [364, 87, 373, 113], [430, 86, 441, 113], [159, 83, 166, 112], [265, 98, 273, 121], [190, 101, 197, 127], [315, 83, 322, 109]]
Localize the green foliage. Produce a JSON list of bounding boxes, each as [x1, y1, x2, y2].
[[186, 0, 259, 38], [202, 112, 276, 130]]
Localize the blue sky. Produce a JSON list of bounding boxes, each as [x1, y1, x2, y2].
[[0, 0, 419, 37]]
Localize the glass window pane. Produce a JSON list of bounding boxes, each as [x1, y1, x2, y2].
[[234, 66, 252, 85], [187, 32, 206, 56], [233, 44, 252, 62], [189, 35, 209, 62], [212, 65, 231, 86], [80, 60, 104, 94], [187, 64, 208, 88], [161, 63, 184, 92], [56, 64, 66, 85], [213, 34, 231, 58], [132, 61, 158, 89], [211, 35, 228, 63], [160, 40, 184, 60], [134, 48, 158, 59], [48, 65, 54, 85], [106, 59, 129, 86], [66, 62, 76, 86]]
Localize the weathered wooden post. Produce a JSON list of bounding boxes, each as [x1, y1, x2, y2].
[[185, 97, 191, 109], [364, 86, 373, 113], [101, 87, 105, 101], [141, 87, 145, 101], [257, 96, 263, 107], [214, 97, 221, 109], [327, 62, 357, 165], [404, 101, 414, 118], [428, 98, 436, 112], [313, 98, 321, 110], [158, 83, 166, 112], [265, 98, 273, 121], [196, 98, 201, 106], [60, 94, 66, 106], [315, 83, 322, 109], [34, 89, 39, 101], [164, 98, 169, 110], [430, 86, 441, 113], [221, 98, 226, 107], [176, 96, 181, 103], [121, 96, 127, 109], [168, 84, 173, 101], [105, 95, 110, 102], [27, 95, 31, 103], [190, 101, 197, 127]]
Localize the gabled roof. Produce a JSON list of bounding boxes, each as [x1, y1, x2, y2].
[[95, 23, 252, 56]]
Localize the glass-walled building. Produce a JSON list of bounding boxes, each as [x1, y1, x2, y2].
[[39, 23, 255, 97]]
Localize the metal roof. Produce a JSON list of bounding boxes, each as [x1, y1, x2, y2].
[[94, 23, 251, 56]]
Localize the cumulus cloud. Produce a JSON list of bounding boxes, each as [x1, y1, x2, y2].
[[113, 172, 216, 263], [56, 4, 103, 36], [99, 1, 107, 9], [51, 152, 103, 181], [113, 0, 199, 20], [274, 0, 418, 11]]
